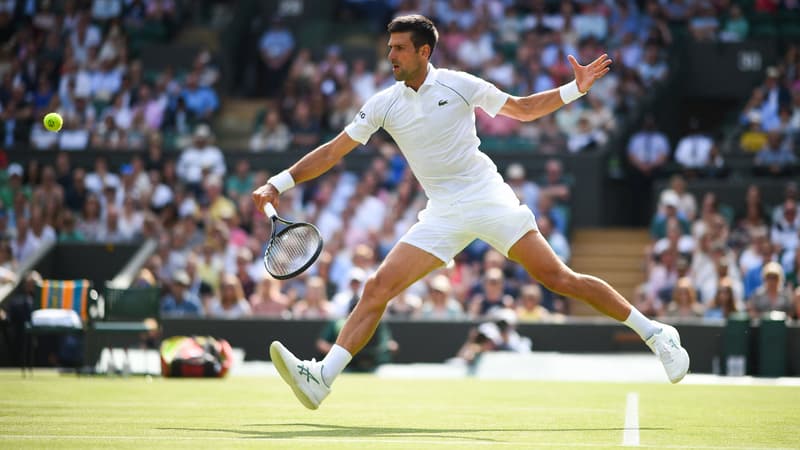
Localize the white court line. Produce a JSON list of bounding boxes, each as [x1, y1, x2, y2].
[[623, 392, 639, 446], [0, 434, 796, 449]]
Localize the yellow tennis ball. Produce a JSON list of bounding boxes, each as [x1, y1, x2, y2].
[[43, 112, 63, 132]]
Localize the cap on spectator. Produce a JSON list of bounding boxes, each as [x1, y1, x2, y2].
[[747, 110, 762, 124], [348, 267, 367, 284], [490, 307, 518, 326], [662, 191, 679, 208], [506, 163, 525, 180], [120, 164, 134, 176], [766, 66, 780, 78], [761, 261, 784, 280], [104, 177, 120, 191], [430, 274, 451, 294], [172, 270, 191, 286], [7, 163, 23, 177], [194, 124, 212, 139]]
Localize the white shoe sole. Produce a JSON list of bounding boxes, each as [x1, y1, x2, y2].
[[270, 341, 319, 410]]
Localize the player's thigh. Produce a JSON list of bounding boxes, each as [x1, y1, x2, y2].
[[369, 242, 446, 298], [472, 201, 537, 258], [507, 229, 573, 289]]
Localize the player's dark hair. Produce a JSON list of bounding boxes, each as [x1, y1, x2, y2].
[[387, 14, 438, 58]]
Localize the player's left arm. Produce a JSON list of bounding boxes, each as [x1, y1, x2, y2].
[[498, 54, 612, 122]]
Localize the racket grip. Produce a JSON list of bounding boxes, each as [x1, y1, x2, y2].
[[263, 203, 277, 218]]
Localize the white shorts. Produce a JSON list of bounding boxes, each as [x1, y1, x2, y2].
[[400, 182, 537, 262]]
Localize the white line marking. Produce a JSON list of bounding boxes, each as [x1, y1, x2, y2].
[[0, 434, 795, 449], [623, 392, 639, 446]]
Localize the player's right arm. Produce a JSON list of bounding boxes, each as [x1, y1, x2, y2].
[[251, 131, 360, 212], [252, 91, 385, 213]]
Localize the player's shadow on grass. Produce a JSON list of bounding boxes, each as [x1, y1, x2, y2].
[[159, 423, 669, 443]]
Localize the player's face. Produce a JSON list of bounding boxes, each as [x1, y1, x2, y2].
[[388, 32, 427, 83]]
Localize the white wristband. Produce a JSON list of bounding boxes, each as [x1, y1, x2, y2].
[[559, 80, 586, 104], [267, 170, 295, 194]]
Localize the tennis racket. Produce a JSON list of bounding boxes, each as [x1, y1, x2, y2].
[[262, 203, 323, 280]]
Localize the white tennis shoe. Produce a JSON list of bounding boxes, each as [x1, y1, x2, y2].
[[646, 322, 690, 384], [270, 341, 331, 410]]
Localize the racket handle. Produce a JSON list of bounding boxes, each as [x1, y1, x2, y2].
[[263, 203, 277, 218]]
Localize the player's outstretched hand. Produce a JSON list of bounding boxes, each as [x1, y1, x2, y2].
[[252, 183, 280, 214], [569, 53, 612, 93]]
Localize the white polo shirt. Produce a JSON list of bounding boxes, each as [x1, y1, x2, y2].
[[345, 64, 510, 206]]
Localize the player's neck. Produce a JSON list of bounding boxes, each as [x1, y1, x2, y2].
[[404, 64, 430, 91]]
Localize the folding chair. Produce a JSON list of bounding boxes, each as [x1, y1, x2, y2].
[[93, 284, 161, 375], [23, 279, 97, 376]]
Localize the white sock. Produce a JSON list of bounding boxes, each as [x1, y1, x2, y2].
[[320, 344, 352, 387], [623, 307, 659, 340]]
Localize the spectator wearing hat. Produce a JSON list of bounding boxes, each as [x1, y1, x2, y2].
[[771, 199, 799, 254], [747, 261, 793, 318], [176, 124, 226, 193], [504, 163, 538, 212], [331, 267, 367, 319], [161, 269, 204, 317], [759, 66, 791, 127], [650, 191, 691, 240], [418, 274, 464, 320], [739, 110, 768, 153], [0, 163, 31, 209]]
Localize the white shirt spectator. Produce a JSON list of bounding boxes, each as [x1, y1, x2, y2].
[[771, 213, 799, 252], [457, 32, 494, 70], [674, 134, 713, 168], [177, 143, 226, 184], [90, 66, 123, 101], [628, 130, 670, 165]]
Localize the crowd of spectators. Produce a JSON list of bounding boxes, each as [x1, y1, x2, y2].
[[637, 176, 800, 321], [0, 0, 220, 152], [247, 0, 686, 154], [736, 45, 800, 175], [2, 1, 800, 335]]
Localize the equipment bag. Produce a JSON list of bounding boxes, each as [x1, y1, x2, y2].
[[160, 335, 233, 378]]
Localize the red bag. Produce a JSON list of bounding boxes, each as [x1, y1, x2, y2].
[[160, 336, 233, 378]]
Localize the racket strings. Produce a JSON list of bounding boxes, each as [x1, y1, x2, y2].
[[266, 225, 322, 277]]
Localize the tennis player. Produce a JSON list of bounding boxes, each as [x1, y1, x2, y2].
[[252, 15, 689, 410]]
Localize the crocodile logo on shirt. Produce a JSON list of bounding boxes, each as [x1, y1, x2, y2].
[[438, 99, 448, 106]]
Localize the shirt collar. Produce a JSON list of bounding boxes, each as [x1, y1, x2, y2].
[[421, 63, 438, 88], [402, 63, 438, 92]]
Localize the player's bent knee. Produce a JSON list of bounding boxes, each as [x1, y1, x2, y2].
[[360, 275, 396, 309]]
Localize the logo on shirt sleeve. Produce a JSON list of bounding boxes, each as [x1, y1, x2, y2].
[[438, 99, 448, 106]]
